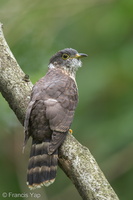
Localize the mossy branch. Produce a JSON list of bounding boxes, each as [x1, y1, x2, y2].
[[0, 23, 119, 200]]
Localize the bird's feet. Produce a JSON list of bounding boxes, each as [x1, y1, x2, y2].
[[69, 129, 73, 134]]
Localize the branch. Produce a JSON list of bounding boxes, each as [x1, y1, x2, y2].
[[0, 23, 33, 124], [0, 23, 119, 200]]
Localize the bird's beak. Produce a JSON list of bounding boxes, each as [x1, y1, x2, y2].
[[75, 53, 88, 58]]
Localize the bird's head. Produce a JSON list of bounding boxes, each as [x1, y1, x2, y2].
[[48, 48, 88, 77]]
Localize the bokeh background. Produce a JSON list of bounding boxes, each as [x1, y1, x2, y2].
[[0, 0, 133, 199]]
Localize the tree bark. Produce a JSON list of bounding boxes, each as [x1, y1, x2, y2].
[[0, 23, 119, 200]]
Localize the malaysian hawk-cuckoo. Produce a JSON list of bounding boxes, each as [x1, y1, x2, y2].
[[24, 48, 87, 189]]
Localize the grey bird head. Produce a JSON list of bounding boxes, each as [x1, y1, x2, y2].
[[48, 48, 88, 76]]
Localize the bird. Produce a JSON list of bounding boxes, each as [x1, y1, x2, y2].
[[24, 48, 88, 189]]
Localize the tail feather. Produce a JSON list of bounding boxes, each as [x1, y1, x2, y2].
[[27, 140, 58, 189]]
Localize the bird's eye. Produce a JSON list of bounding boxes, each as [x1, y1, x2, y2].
[[62, 54, 69, 60]]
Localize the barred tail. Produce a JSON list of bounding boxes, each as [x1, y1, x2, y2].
[[27, 139, 58, 190]]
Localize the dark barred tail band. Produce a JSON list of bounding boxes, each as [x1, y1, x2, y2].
[[27, 140, 58, 190]]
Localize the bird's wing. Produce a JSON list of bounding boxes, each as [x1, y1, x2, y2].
[[44, 75, 78, 132], [43, 72, 78, 154]]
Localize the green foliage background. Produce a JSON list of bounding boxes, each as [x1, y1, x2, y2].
[[0, 0, 133, 199]]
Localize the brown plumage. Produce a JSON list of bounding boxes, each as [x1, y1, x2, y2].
[[24, 48, 87, 189]]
